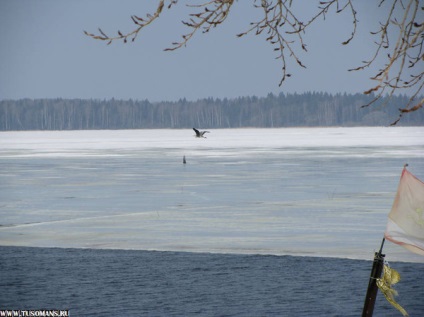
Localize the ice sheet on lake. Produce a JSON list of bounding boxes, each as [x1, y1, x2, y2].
[[1, 127, 423, 262], [1, 127, 424, 155]]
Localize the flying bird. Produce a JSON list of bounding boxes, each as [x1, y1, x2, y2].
[[193, 128, 210, 138]]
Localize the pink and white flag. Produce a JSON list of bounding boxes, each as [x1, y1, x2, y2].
[[385, 167, 424, 256]]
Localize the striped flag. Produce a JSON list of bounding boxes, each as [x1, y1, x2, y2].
[[384, 167, 424, 256]]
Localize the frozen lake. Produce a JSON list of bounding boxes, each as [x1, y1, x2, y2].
[[1, 127, 423, 262]]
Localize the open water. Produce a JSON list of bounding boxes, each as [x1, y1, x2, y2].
[[1, 127, 424, 315], [1, 246, 424, 316]]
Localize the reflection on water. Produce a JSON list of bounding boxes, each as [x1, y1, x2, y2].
[[0, 127, 423, 262]]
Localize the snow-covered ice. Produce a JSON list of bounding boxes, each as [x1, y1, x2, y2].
[[1, 127, 423, 262]]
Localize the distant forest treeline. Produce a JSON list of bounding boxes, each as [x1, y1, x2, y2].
[[0, 92, 422, 130]]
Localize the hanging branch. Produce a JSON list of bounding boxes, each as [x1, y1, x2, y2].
[[84, 0, 178, 44], [165, 0, 235, 51], [85, 0, 423, 124], [236, 0, 357, 86], [351, 0, 423, 124], [85, 0, 355, 87]]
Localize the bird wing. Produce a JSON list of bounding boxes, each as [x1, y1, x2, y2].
[[193, 128, 200, 136]]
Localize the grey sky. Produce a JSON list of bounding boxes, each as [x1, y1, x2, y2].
[[0, 1, 398, 102]]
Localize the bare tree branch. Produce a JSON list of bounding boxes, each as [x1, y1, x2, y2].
[[351, 0, 423, 124], [165, 0, 234, 51], [84, 0, 177, 44], [85, 0, 423, 124]]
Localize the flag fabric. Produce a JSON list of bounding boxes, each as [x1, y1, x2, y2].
[[384, 167, 424, 256], [377, 264, 408, 317]]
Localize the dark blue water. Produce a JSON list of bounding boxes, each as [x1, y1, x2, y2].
[[1, 246, 423, 316]]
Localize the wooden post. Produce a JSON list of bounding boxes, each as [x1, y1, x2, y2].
[[362, 238, 385, 317]]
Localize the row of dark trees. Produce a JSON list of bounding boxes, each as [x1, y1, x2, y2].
[[0, 92, 422, 131]]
